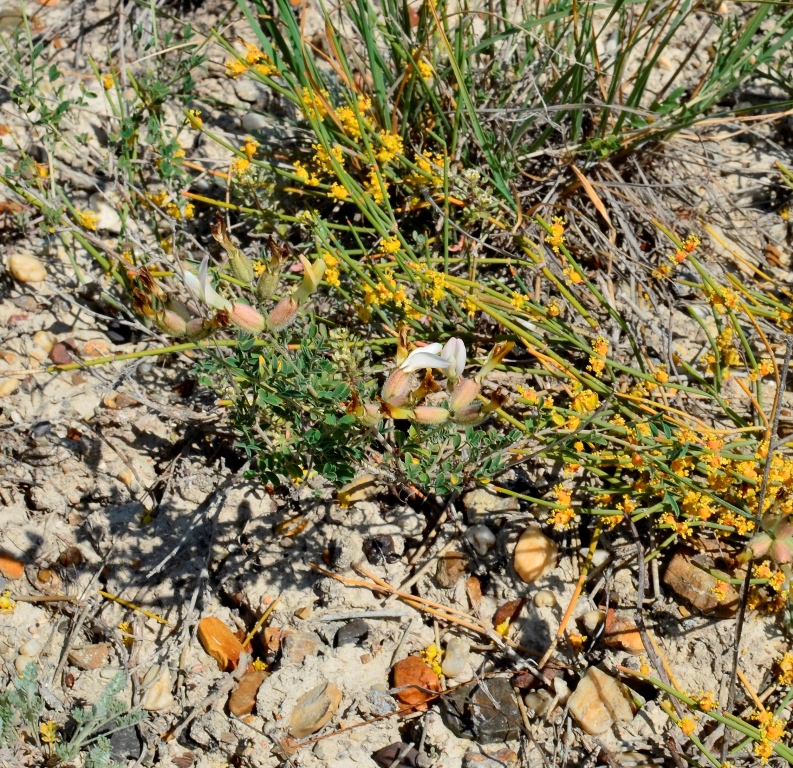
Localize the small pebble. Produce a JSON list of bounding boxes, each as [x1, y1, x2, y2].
[[533, 590, 556, 608], [117, 469, 141, 493], [32, 330, 56, 353], [513, 528, 558, 583], [8, 253, 47, 283], [15, 655, 36, 675], [142, 666, 174, 711], [441, 636, 469, 678], [578, 609, 605, 635], [313, 739, 339, 761], [0, 379, 18, 398], [465, 524, 496, 556], [524, 689, 554, 718], [0, 553, 24, 579], [372, 743, 419, 768], [363, 534, 397, 565], [19, 638, 43, 657], [68, 643, 110, 671], [553, 677, 571, 704]]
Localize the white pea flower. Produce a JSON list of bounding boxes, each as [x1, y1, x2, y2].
[[440, 338, 466, 381], [183, 254, 231, 311], [398, 342, 450, 373]]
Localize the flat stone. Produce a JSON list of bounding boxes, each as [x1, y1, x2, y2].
[[229, 669, 268, 716], [435, 551, 469, 588], [603, 609, 644, 655], [68, 643, 110, 670], [462, 488, 519, 520], [281, 631, 322, 666], [0, 554, 24, 580], [568, 667, 635, 735], [663, 551, 739, 617], [441, 678, 521, 743], [463, 747, 519, 768], [372, 742, 419, 768], [288, 681, 342, 739], [110, 726, 142, 761]]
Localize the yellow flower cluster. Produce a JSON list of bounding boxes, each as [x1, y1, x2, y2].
[[420, 643, 443, 676], [76, 209, 99, 231], [753, 710, 786, 763], [146, 191, 195, 220], [365, 168, 388, 203], [293, 160, 320, 186], [550, 483, 575, 529], [225, 43, 278, 78], [323, 252, 340, 286], [300, 86, 330, 121], [381, 236, 401, 255], [313, 143, 344, 173], [336, 95, 373, 139], [545, 216, 566, 252], [376, 130, 404, 164], [776, 651, 793, 685], [562, 265, 583, 285]]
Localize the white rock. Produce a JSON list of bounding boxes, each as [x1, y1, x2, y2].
[[441, 636, 470, 678], [579, 610, 605, 635], [465, 524, 496, 555], [142, 665, 174, 711], [533, 590, 556, 608], [8, 253, 47, 283]]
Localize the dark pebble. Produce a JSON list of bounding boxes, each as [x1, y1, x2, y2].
[[363, 535, 397, 565], [334, 618, 370, 647], [110, 727, 142, 761], [372, 742, 419, 768], [441, 678, 521, 743]]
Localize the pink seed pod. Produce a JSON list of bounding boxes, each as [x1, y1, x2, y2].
[[356, 403, 382, 426], [451, 404, 485, 425], [412, 406, 450, 425], [267, 297, 299, 330], [185, 318, 214, 341], [746, 532, 773, 559], [381, 369, 416, 406], [771, 538, 793, 565], [229, 303, 266, 334], [155, 310, 188, 336], [449, 378, 480, 412]]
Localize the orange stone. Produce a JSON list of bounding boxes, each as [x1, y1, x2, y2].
[[0, 554, 24, 579]]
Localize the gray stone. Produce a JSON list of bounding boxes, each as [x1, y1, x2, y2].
[[242, 112, 269, 132], [441, 678, 521, 743], [234, 79, 260, 103]]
